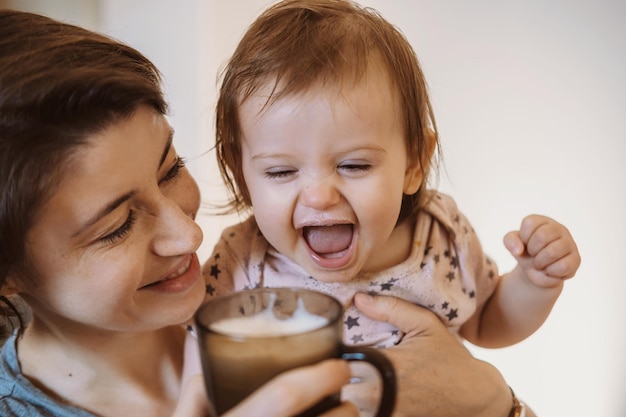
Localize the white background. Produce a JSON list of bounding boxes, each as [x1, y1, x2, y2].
[[3, 1, 625, 415]]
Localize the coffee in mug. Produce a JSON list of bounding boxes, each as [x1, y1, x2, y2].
[[194, 287, 396, 416]]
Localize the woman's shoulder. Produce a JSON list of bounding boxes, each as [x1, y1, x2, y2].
[[0, 398, 94, 417], [0, 332, 19, 383]]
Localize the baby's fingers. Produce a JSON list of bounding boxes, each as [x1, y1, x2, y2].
[[520, 215, 563, 254], [534, 238, 581, 278], [522, 219, 580, 278], [504, 216, 565, 260], [522, 216, 572, 255]]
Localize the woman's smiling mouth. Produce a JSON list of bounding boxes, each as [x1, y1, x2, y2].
[[140, 254, 200, 293]]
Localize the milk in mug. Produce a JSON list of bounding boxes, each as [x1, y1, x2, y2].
[[210, 295, 328, 336]]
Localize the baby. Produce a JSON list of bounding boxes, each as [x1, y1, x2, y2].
[[203, 0, 580, 350]]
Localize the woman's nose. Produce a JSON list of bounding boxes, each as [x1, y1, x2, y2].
[[151, 198, 203, 256], [298, 175, 341, 210]]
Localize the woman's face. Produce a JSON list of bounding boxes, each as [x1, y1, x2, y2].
[[19, 106, 205, 335]]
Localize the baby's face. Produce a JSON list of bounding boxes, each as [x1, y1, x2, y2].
[[238, 67, 422, 283]]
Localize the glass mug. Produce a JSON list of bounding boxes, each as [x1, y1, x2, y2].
[[194, 287, 396, 416]]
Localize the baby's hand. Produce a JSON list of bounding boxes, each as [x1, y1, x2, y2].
[[503, 215, 581, 288]]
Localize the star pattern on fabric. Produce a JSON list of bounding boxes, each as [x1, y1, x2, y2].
[[205, 284, 215, 296], [380, 278, 398, 291], [209, 263, 221, 280], [351, 334, 364, 344], [345, 316, 360, 329], [440, 300, 461, 322], [446, 308, 458, 321], [446, 271, 455, 281]]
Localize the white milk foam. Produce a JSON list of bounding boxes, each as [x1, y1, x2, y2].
[[210, 295, 328, 337]]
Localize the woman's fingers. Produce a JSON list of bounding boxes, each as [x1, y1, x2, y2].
[[354, 292, 441, 337]]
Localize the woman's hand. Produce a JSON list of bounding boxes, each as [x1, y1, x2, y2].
[[354, 293, 514, 417]]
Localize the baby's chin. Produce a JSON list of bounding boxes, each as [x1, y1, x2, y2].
[[300, 259, 364, 285]]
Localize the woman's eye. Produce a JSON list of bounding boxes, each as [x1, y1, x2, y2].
[[160, 156, 186, 184], [100, 210, 137, 245]]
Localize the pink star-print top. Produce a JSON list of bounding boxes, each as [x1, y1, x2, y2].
[[202, 192, 499, 348]]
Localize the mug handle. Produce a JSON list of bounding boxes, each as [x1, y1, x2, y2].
[[341, 345, 397, 417]]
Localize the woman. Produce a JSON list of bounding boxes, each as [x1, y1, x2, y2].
[[0, 9, 355, 416], [0, 8, 529, 417]]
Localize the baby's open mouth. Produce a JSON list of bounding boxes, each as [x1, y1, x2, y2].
[[303, 224, 354, 258]]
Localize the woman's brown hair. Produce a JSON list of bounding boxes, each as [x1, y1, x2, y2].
[[0, 9, 167, 339]]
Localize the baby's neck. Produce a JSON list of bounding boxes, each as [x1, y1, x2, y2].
[[363, 218, 416, 273]]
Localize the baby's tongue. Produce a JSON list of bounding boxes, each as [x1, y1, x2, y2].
[[304, 225, 353, 255]]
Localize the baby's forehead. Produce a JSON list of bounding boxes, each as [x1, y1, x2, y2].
[[241, 57, 399, 110]]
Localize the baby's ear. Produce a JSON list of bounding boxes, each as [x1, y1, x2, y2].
[[403, 163, 423, 195], [403, 130, 437, 195]]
